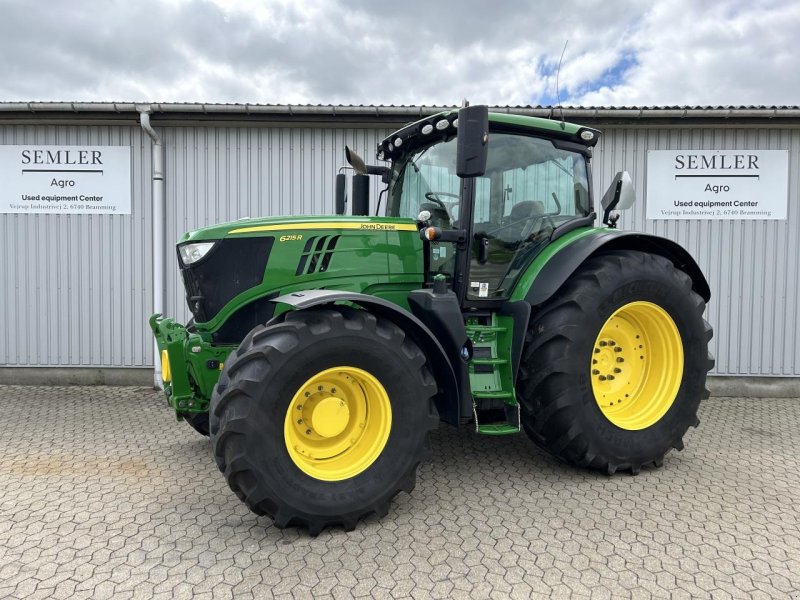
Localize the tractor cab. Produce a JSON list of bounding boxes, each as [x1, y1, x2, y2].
[[333, 107, 607, 434], [380, 108, 597, 303]]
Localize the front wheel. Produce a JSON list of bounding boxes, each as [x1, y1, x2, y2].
[[209, 307, 438, 534], [179, 412, 210, 436], [518, 250, 714, 474]]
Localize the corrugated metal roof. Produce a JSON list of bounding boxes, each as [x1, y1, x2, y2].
[[0, 102, 799, 119]]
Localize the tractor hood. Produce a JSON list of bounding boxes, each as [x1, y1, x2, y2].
[[175, 214, 423, 334], [178, 214, 417, 243]]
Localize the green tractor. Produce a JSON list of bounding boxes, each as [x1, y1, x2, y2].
[[151, 106, 714, 534]]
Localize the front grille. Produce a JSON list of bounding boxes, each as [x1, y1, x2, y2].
[[212, 294, 276, 344], [180, 237, 274, 321]]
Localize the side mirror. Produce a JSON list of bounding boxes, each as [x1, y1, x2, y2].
[[334, 173, 347, 215], [456, 105, 489, 178], [600, 171, 635, 226]]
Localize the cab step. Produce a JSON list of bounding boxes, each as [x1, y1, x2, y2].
[[471, 358, 509, 366], [472, 390, 514, 399], [477, 423, 519, 436], [465, 325, 507, 334], [466, 314, 519, 435], [472, 403, 520, 435]]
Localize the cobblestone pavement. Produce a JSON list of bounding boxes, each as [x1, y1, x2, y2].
[[0, 386, 799, 599]]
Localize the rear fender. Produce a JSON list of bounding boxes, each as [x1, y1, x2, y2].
[[271, 290, 463, 425], [522, 230, 711, 306]]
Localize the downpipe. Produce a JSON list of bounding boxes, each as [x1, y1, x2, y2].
[[139, 108, 166, 389]]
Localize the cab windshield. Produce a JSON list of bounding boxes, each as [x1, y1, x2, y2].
[[387, 132, 592, 297], [387, 133, 590, 226]]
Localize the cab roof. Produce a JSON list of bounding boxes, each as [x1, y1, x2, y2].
[[377, 109, 600, 161]]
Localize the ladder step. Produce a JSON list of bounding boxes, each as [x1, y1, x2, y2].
[[471, 358, 508, 366], [472, 391, 514, 399], [477, 423, 519, 436], [465, 325, 507, 334]]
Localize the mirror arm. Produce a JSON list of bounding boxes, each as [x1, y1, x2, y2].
[[365, 165, 391, 183], [602, 179, 623, 226]]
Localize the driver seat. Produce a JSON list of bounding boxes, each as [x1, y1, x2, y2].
[[497, 201, 544, 243]]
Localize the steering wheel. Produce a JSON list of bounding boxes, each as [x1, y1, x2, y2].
[[424, 192, 459, 222]]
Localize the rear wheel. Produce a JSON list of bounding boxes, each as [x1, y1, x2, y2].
[[209, 307, 438, 534], [518, 250, 714, 474]]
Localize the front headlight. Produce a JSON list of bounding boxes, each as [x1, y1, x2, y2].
[[179, 242, 216, 265]]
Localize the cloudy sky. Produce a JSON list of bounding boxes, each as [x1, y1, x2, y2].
[[0, 0, 797, 107]]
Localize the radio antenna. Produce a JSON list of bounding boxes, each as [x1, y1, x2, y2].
[[555, 39, 568, 130]]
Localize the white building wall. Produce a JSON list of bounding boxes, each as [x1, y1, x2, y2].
[[593, 126, 799, 376], [0, 124, 153, 368], [1, 119, 797, 376]]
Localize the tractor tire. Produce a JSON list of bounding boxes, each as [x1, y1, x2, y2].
[[180, 412, 210, 436], [209, 307, 438, 534], [518, 250, 714, 475]]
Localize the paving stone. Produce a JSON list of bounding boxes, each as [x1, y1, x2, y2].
[[0, 385, 799, 598]]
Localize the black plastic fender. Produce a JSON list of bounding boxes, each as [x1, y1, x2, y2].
[[271, 290, 462, 425], [524, 230, 711, 307], [407, 288, 472, 426]]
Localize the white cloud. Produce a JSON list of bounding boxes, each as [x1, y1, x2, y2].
[[576, 0, 800, 106], [0, 0, 796, 106]]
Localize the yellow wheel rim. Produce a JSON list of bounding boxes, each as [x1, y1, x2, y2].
[[590, 301, 684, 430], [284, 366, 392, 481]]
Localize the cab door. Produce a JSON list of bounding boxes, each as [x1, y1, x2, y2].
[[465, 132, 591, 302]]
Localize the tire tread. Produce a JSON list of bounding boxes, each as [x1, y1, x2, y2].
[[209, 307, 437, 534], [518, 249, 714, 475]]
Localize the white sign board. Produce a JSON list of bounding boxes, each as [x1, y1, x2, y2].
[[646, 150, 788, 220], [0, 145, 131, 214]]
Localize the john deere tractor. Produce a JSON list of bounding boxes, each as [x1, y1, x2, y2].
[[151, 106, 714, 534]]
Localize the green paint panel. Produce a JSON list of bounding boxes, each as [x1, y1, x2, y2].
[[180, 215, 418, 243], [509, 227, 616, 302], [489, 112, 583, 135], [194, 223, 423, 333]]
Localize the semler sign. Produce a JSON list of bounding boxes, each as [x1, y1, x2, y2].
[[646, 149, 788, 220], [0, 145, 131, 214]]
